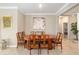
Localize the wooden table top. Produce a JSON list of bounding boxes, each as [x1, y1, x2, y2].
[[24, 35, 56, 40]]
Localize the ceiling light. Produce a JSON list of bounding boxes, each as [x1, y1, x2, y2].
[[39, 4, 42, 8]]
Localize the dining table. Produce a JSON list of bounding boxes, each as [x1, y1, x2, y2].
[[24, 34, 56, 54]]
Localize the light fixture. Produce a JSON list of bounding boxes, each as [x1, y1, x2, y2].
[[39, 4, 42, 8]]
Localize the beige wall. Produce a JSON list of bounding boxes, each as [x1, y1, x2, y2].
[[0, 9, 25, 47], [77, 13, 79, 40], [63, 4, 79, 15], [24, 15, 57, 35], [0, 9, 18, 47], [17, 11, 25, 32], [77, 13, 79, 30]]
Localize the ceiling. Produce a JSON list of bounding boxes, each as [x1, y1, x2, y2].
[[0, 3, 77, 15]]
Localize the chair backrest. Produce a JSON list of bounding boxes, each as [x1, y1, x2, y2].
[[16, 33, 20, 41], [56, 32, 61, 40], [21, 32, 25, 40], [29, 33, 38, 45], [35, 35, 39, 39], [41, 34, 45, 39], [29, 33, 36, 40], [41, 34, 49, 41], [22, 31, 25, 36], [24, 35, 29, 40], [46, 35, 49, 39], [16, 32, 25, 41], [29, 35, 34, 40], [57, 33, 62, 42]]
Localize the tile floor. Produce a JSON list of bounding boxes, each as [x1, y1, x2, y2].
[[0, 39, 79, 55]]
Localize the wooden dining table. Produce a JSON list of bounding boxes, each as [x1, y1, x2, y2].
[[24, 35, 56, 49], [24, 35, 56, 54]]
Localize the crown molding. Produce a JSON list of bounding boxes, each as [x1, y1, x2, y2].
[[56, 3, 70, 15], [56, 3, 77, 16], [0, 6, 18, 9], [25, 13, 56, 15]]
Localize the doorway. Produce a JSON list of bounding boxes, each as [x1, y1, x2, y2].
[[63, 23, 68, 38], [59, 16, 69, 39]]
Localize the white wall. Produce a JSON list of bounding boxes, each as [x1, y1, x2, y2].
[[77, 13, 79, 48], [77, 13, 79, 40], [0, 15, 1, 39], [25, 15, 57, 35], [17, 10, 25, 32], [0, 9, 18, 47], [56, 16, 60, 33], [77, 13, 79, 30]]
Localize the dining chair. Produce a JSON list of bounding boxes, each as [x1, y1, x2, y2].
[[28, 35, 32, 55], [52, 33, 62, 50], [28, 34, 40, 55], [16, 32, 25, 48], [24, 35, 29, 48], [40, 34, 49, 54]]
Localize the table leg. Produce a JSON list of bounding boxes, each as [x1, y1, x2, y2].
[[38, 39, 41, 55]]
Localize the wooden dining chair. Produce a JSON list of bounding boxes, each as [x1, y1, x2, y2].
[[52, 33, 61, 45], [40, 34, 49, 54], [29, 35, 33, 55], [29, 34, 39, 55], [21, 32, 25, 40], [16, 32, 25, 48], [24, 35, 29, 48], [53, 33, 62, 50], [46, 35, 50, 54], [29, 35, 33, 48]]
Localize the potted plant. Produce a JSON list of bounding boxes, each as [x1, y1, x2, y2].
[[71, 22, 78, 40]]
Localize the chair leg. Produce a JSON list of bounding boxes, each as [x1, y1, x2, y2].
[[29, 40, 31, 55], [29, 45, 31, 55], [17, 43, 18, 48], [56, 44, 59, 49], [24, 43, 25, 48], [24, 41, 27, 48], [23, 41, 25, 48], [61, 44, 62, 50], [38, 49, 39, 55], [54, 43, 55, 49], [38, 45, 40, 55], [40, 48, 41, 54], [17, 46, 18, 48], [30, 49, 31, 55], [47, 49, 49, 54], [47, 44, 49, 54], [38, 44, 40, 55], [17, 45, 18, 48]]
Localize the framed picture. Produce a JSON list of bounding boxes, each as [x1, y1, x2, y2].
[[3, 16, 12, 28], [33, 17, 46, 31]]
